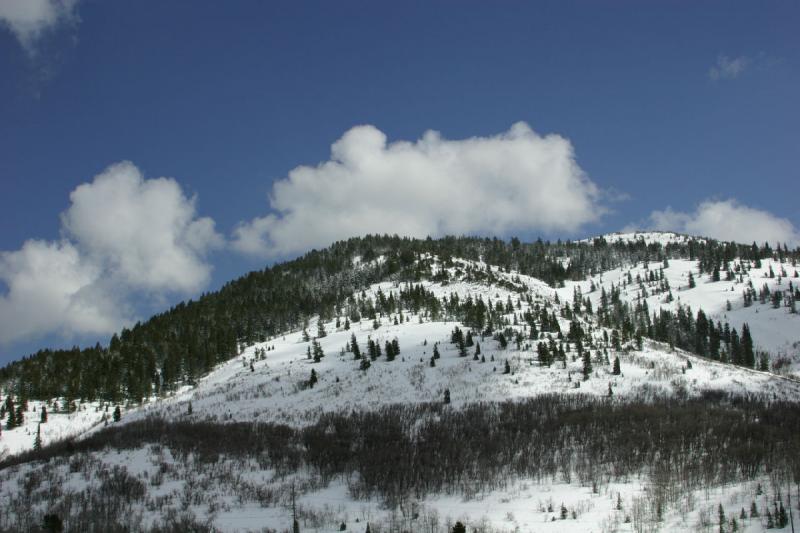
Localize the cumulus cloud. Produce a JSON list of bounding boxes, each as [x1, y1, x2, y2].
[[233, 122, 605, 258], [643, 199, 799, 247], [708, 55, 750, 81], [0, 0, 79, 54], [0, 162, 222, 345], [62, 162, 223, 293]]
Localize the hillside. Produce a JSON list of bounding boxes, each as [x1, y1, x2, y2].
[[1, 233, 799, 532]]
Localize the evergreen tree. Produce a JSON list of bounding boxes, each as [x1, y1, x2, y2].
[[612, 356, 621, 375], [741, 324, 755, 368], [443, 388, 450, 404], [40, 405, 47, 423], [33, 423, 42, 451], [42, 514, 63, 533], [309, 369, 318, 388], [433, 344, 440, 359], [688, 272, 696, 289], [113, 405, 121, 422], [385, 341, 395, 361], [350, 334, 361, 359], [14, 404, 23, 427], [582, 351, 592, 380], [452, 521, 466, 533], [503, 360, 511, 374], [5, 396, 15, 430], [317, 320, 327, 338]]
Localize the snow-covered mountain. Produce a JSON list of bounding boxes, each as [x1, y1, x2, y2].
[[1, 232, 799, 532]]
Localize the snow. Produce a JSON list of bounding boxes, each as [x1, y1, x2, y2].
[[1, 248, 799, 531]]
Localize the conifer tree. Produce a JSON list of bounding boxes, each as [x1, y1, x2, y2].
[[443, 388, 450, 404], [40, 405, 47, 423], [612, 356, 621, 375], [350, 334, 361, 359], [582, 351, 592, 380], [741, 324, 755, 368], [113, 405, 121, 422], [5, 396, 15, 430], [33, 423, 41, 451], [309, 369, 318, 388]]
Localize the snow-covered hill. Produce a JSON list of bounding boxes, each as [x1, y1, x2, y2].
[[2, 242, 799, 532]]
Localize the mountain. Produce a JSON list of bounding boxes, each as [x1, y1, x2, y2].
[[0, 232, 798, 532]]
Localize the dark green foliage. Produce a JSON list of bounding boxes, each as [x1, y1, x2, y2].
[[452, 521, 466, 533], [42, 514, 63, 533], [582, 351, 592, 380], [113, 405, 121, 422]]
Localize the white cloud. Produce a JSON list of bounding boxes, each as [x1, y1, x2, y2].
[[708, 55, 750, 81], [61, 161, 223, 293], [233, 122, 605, 258], [643, 199, 799, 247], [0, 0, 79, 54], [0, 162, 222, 345]]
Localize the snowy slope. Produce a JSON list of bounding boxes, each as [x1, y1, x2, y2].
[[556, 256, 800, 373], [2, 246, 799, 532], [4, 254, 799, 458]]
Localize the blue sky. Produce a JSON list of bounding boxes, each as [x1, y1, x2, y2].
[[0, 1, 798, 362]]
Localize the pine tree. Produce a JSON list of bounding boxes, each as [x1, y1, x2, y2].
[[40, 405, 47, 423], [443, 388, 450, 404], [33, 423, 42, 451], [503, 360, 511, 374], [317, 320, 326, 338], [5, 396, 15, 430], [433, 344, 440, 359], [113, 405, 121, 422], [309, 369, 318, 388], [582, 351, 592, 380], [452, 521, 466, 533], [741, 324, 755, 368], [688, 272, 696, 289], [612, 356, 621, 375], [350, 334, 361, 360]]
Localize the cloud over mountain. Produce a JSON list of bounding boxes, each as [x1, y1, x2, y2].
[[643, 199, 799, 247], [233, 122, 605, 258], [0, 162, 222, 345]]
